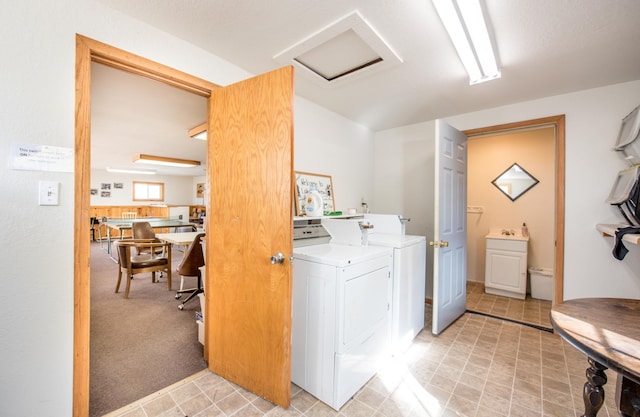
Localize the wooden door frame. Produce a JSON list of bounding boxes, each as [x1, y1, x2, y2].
[[463, 115, 566, 304], [74, 34, 218, 417]]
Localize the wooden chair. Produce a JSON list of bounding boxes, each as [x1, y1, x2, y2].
[[114, 239, 172, 299], [175, 233, 205, 310], [132, 221, 164, 256], [122, 211, 137, 219]]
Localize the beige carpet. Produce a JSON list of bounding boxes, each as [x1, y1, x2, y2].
[[89, 241, 206, 417]]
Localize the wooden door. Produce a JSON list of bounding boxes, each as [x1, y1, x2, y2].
[[206, 66, 294, 408], [432, 119, 467, 335]]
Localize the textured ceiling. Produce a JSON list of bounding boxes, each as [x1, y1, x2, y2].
[[92, 0, 640, 175]]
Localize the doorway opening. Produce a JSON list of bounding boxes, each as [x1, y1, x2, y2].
[[74, 34, 218, 417], [463, 116, 565, 329], [88, 61, 208, 415]]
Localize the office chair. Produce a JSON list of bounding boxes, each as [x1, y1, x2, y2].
[[114, 239, 172, 298], [90, 217, 98, 242], [175, 233, 205, 310]]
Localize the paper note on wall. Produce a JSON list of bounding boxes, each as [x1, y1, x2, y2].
[[10, 143, 74, 172]]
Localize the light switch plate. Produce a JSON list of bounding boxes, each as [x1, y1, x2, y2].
[[39, 181, 60, 206]]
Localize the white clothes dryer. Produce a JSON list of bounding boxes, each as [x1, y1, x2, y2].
[[365, 214, 427, 355]]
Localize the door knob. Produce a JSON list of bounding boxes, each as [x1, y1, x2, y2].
[[270, 252, 285, 264], [440, 240, 449, 247]]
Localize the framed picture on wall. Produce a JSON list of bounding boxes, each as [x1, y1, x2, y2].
[[294, 171, 335, 216]]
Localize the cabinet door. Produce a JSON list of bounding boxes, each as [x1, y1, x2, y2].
[[485, 249, 527, 295]]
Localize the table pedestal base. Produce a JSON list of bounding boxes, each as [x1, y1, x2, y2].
[[582, 358, 608, 417]]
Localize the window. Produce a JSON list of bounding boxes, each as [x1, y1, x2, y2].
[[133, 181, 164, 202]]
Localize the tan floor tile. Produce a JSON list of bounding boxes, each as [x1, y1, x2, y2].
[[542, 385, 574, 407], [452, 381, 483, 404], [446, 394, 478, 417], [109, 302, 587, 417], [141, 394, 177, 417], [215, 391, 250, 416], [302, 401, 339, 417], [513, 377, 542, 398], [511, 388, 542, 413], [486, 368, 515, 388], [542, 399, 576, 417], [170, 381, 203, 404], [203, 380, 236, 402], [192, 405, 225, 417], [339, 399, 377, 417], [479, 391, 510, 415], [354, 385, 387, 409], [232, 404, 267, 417], [475, 405, 508, 417], [510, 403, 543, 417], [482, 381, 512, 401], [429, 373, 458, 393], [290, 390, 318, 413], [179, 392, 213, 416]]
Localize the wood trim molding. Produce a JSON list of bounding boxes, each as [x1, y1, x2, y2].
[[463, 115, 566, 305], [74, 34, 215, 417]]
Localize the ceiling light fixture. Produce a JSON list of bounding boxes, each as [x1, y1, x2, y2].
[[133, 154, 201, 168], [106, 167, 156, 175], [432, 0, 500, 85], [188, 122, 207, 140]]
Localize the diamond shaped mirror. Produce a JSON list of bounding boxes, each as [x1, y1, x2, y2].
[[491, 163, 539, 201]]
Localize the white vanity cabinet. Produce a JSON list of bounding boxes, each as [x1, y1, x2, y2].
[[484, 235, 528, 299]]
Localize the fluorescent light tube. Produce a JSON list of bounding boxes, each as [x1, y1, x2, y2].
[[189, 123, 207, 140], [432, 0, 500, 84], [106, 167, 156, 175], [133, 154, 201, 168]]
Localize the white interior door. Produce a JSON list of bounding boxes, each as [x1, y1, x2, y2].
[[432, 119, 467, 335]]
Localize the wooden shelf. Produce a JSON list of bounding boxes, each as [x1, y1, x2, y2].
[[596, 224, 640, 245]]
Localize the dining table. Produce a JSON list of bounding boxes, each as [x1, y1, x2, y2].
[[550, 298, 640, 417]]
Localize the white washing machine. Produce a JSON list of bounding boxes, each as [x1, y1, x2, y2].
[[291, 218, 393, 411], [365, 214, 427, 355]]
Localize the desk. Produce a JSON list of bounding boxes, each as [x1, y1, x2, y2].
[[102, 217, 196, 260], [550, 298, 640, 417], [156, 232, 202, 251]]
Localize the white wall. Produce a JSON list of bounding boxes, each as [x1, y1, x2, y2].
[[0, 2, 373, 415], [294, 96, 375, 212], [373, 80, 640, 303], [90, 170, 196, 205], [372, 121, 436, 297]]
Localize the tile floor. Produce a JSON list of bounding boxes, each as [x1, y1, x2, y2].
[[104, 305, 621, 417], [466, 281, 553, 330]]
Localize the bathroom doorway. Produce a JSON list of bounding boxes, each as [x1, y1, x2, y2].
[[463, 116, 564, 330]]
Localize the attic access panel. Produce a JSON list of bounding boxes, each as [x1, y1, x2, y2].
[[274, 11, 402, 87]]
